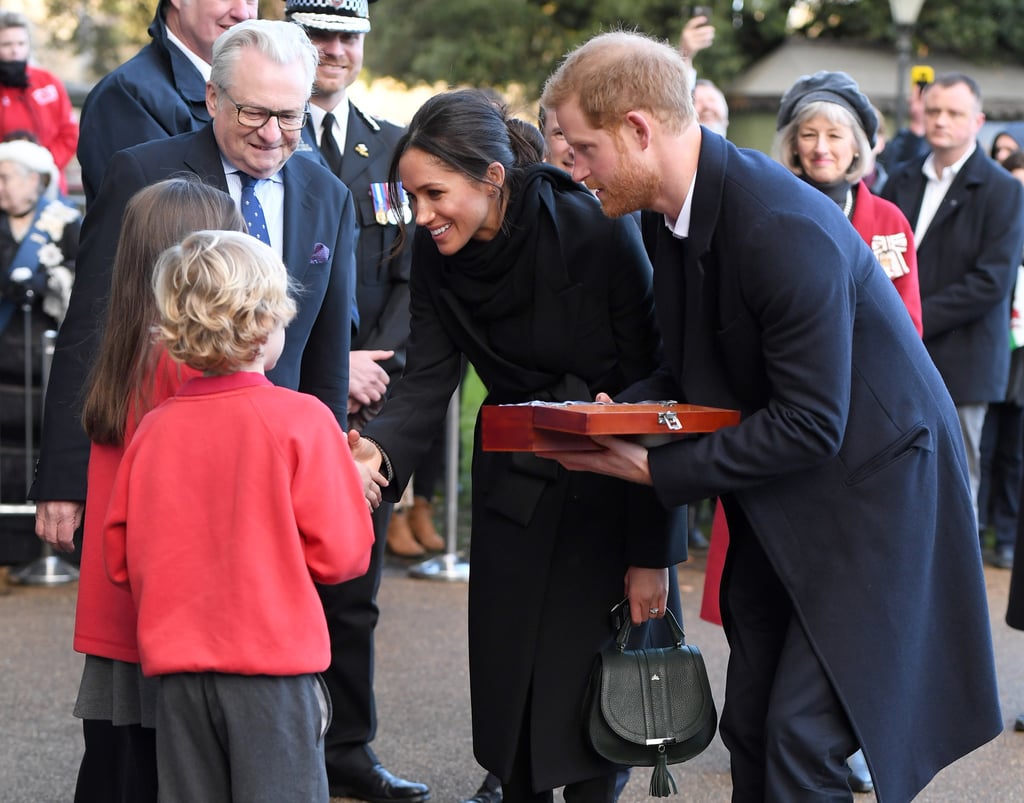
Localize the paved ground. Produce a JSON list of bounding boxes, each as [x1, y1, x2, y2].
[[2, 548, 1024, 802]]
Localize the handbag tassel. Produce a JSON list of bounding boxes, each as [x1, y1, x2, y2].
[[649, 745, 678, 797]]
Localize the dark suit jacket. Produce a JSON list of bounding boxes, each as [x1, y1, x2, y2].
[[298, 102, 411, 379], [77, 6, 211, 205], [631, 131, 1000, 803], [882, 144, 1024, 403], [31, 124, 357, 502]]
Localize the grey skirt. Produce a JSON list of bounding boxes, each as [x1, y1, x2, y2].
[[73, 655, 158, 728]]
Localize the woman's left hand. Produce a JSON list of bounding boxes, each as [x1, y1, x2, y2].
[[624, 566, 670, 625]]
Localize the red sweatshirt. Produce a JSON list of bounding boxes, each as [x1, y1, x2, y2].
[[103, 372, 374, 677], [74, 350, 198, 663]]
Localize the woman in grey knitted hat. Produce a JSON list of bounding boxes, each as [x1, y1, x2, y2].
[[773, 70, 923, 336]]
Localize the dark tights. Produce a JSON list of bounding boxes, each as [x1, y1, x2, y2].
[[74, 718, 157, 803]]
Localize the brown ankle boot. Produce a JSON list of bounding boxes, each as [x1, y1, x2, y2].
[[409, 496, 445, 551], [386, 510, 425, 557]]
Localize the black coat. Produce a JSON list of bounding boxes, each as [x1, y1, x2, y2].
[[76, 6, 211, 205], [883, 145, 1024, 404], [363, 165, 687, 790], [299, 103, 411, 379]]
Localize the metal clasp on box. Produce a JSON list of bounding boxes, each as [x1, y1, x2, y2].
[[658, 411, 682, 431]]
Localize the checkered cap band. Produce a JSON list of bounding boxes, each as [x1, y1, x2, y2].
[[285, 0, 371, 33]]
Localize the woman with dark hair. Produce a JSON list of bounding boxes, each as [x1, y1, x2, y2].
[[354, 89, 686, 803], [71, 177, 246, 803]]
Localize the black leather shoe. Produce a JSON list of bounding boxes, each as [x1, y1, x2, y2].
[[329, 764, 430, 803], [1015, 713, 1024, 732], [847, 749, 873, 794], [461, 773, 502, 803]]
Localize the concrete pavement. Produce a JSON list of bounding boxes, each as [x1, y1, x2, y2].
[[2, 550, 1024, 802]]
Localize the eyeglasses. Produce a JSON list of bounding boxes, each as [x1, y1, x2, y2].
[[217, 87, 309, 131]]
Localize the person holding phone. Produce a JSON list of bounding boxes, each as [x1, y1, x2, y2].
[[678, 6, 715, 87]]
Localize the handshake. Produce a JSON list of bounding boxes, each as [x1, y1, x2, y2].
[[348, 430, 389, 511]]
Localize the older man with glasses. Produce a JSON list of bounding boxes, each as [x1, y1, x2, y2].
[[33, 19, 358, 800]]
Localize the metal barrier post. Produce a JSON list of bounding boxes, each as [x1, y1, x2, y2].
[[408, 385, 469, 582], [11, 329, 78, 585]]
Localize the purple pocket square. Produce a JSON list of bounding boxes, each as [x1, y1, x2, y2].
[[310, 243, 330, 264]]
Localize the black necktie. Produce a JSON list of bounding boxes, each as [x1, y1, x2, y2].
[[320, 112, 343, 175]]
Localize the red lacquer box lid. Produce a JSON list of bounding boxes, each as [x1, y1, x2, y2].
[[481, 401, 741, 452]]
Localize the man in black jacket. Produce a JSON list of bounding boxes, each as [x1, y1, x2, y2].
[[883, 72, 1024, 534]]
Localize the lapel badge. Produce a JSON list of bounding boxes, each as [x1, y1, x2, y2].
[[354, 143, 370, 158]]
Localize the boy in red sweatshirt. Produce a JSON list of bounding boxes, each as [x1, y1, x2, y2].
[[103, 230, 374, 803]]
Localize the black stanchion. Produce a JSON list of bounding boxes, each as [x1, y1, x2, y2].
[[11, 327, 78, 585]]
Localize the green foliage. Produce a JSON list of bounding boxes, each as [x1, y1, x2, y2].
[[794, 0, 1024, 64], [42, 0, 282, 80], [365, 0, 789, 99], [916, 0, 1024, 64], [44, 0, 153, 77], [42, 0, 1024, 104]]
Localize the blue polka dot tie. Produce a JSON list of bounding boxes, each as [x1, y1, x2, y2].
[[238, 172, 270, 246]]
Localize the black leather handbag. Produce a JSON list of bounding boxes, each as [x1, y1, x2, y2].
[[584, 607, 717, 797]]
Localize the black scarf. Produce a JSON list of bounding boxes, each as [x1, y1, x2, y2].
[[441, 162, 584, 320], [799, 174, 852, 210], [0, 60, 28, 88]]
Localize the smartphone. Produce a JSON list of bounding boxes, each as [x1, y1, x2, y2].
[[609, 597, 630, 632], [911, 64, 934, 89], [690, 5, 713, 20]]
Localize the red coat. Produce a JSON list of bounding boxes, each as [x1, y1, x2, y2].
[[103, 372, 374, 677], [850, 180, 923, 336], [0, 65, 78, 186], [73, 350, 196, 663]]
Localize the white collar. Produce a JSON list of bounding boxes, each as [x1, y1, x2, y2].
[[665, 169, 698, 239], [165, 28, 212, 82], [923, 142, 976, 182], [220, 154, 284, 185]]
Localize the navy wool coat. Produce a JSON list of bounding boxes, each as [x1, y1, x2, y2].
[[882, 145, 1024, 404], [630, 131, 1000, 803], [76, 5, 211, 205]]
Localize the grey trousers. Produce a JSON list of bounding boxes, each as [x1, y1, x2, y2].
[[957, 402, 989, 527], [155, 672, 331, 803]]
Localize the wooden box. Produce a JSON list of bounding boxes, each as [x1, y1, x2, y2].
[[481, 401, 740, 452]]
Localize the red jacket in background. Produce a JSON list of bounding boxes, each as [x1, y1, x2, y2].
[[0, 65, 79, 188], [850, 179, 924, 336]]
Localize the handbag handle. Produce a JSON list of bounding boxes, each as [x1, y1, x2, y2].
[[615, 607, 686, 652]]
